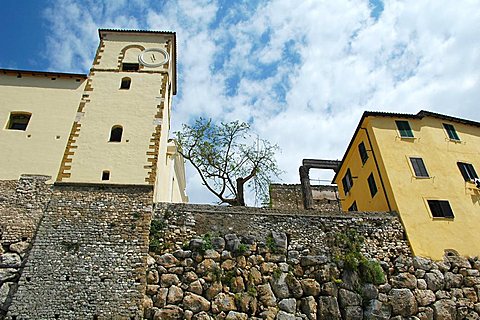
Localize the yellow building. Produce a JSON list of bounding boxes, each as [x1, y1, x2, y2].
[[333, 110, 480, 259], [0, 29, 187, 203]]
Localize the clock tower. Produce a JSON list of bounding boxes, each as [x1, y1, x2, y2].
[[56, 29, 184, 202]]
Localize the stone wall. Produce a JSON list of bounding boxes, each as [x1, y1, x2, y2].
[[3, 178, 480, 319], [154, 203, 409, 259], [0, 175, 52, 318], [144, 205, 480, 319], [1, 178, 154, 320], [269, 184, 340, 211]]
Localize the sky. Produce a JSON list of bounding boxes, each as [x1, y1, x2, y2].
[[1, 0, 480, 205]]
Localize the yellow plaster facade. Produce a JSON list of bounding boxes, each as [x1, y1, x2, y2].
[[0, 29, 187, 203], [334, 111, 480, 259]]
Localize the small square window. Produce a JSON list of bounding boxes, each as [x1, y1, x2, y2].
[[122, 63, 139, 71], [457, 162, 478, 182], [342, 169, 354, 195], [410, 157, 429, 177], [367, 173, 377, 197], [348, 201, 358, 211], [427, 200, 454, 218], [6, 112, 31, 131], [102, 171, 110, 181], [395, 120, 414, 138], [443, 123, 460, 140], [358, 142, 368, 164]]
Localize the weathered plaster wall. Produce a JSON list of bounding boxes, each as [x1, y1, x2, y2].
[[0, 73, 86, 182]]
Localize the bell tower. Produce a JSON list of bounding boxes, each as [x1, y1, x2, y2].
[[56, 29, 178, 195]]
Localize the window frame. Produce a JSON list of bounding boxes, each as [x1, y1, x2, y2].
[[443, 123, 460, 141], [342, 168, 354, 195], [409, 157, 430, 178], [6, 112, 32, 131], [367, 173, 378, 198], [426, 199, 454, 219], [395, 120, 414, 138], [457, 162, 478, 182], [358, 141, 368, 164]]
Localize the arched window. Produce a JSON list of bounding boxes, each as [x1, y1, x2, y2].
[[120, 77, 131, 90], [109, 125, 123, 142]]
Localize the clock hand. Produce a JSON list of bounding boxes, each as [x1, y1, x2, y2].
[[150, 54, 156, 62]]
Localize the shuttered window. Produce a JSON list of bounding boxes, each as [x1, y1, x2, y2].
[[367, 173, 377, 198], [443, 123, 460, 140], [410, 157, 429, 177], [395, 120, 414, 138], [427, 200, 454, 218], [342, 169, 354, 195], [457, 162, 478, 181], [358, 142, 368, 164]]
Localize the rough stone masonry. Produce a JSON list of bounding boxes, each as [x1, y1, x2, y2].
[[2, 175, 480, 319]]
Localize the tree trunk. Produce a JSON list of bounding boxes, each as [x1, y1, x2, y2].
[[299, 165, 313, 209], [236, 177, 246, 206]]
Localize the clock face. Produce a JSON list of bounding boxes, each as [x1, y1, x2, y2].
[[138, 48, 170, 67]]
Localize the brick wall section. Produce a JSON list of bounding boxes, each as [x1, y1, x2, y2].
[[154, 203, 411, 260], [269, 183, 340, 211], [5, 183, 153, 320]]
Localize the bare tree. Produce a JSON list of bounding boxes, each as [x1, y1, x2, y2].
[[175, 118, 281, 206]]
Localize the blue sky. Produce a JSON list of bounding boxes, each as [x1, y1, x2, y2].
[[1, 0, 480, 205]]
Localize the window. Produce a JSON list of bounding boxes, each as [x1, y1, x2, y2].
[[395, 120, 414, 138], [121, 63, 139, 71], [342, 169, 354, 195], [367, 173, 378, 197], [358, 142, 368, 164], [410, 157, 429, 177], [120, 77, 131, 90], [443, 123, 460, 140], [102, 171, 110, 181], [348, 201, 358, 211], [457, 162, 478, 182], [109, 126, 123, 142], [6, 112, 31, 131], [427, 200, 454, 218]]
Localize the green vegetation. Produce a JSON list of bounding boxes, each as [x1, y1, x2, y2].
[[272, 267, 282, 280], [175, 118, 281, 206], [332, 230, 385, 285], [221, 270, 236, 287], [266, 233, 276, 253], [132, 211, 141, 220], [149, 219, 167, 253], [201, 233, 213, 253], [247, 284, 257, 297], [236, 243, 248, 255]]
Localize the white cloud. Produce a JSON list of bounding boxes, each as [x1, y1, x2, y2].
[[41, 0, 480, 205]]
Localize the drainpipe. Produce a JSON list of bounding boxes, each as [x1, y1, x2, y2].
[[361, 127, 392, 212]]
